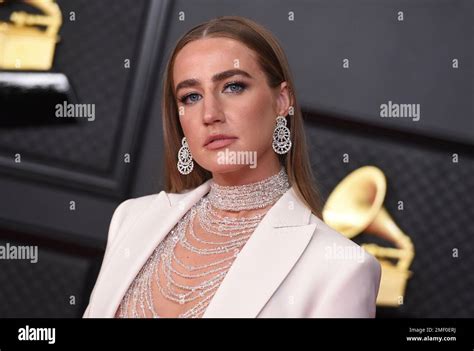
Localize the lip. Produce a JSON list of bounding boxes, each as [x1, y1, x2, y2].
[[204, 134, 238, 150]]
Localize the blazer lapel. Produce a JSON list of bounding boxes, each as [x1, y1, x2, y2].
[[89, 180, 212, 317], [90, 180, 316, 319], [202, 187, 317, 318]]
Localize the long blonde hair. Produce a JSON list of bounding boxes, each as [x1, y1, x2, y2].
[[161, 16, 321, 217]]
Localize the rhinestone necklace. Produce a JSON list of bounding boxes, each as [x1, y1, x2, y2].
[[118, 167, 290, 318], [207, 167, 289, 211]]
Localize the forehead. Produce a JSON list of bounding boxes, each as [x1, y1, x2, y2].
[[173, 37, 261, 84]]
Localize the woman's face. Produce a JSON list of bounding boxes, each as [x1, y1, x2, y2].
[[173, 37, 290, 177]]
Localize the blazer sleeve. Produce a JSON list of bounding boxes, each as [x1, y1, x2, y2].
[[311, 253, 382, 318], [82, 198, 134, 318]]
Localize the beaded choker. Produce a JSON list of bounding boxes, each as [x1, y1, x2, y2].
[[117, 167, 290, 318], [207, 167, 290, 211]]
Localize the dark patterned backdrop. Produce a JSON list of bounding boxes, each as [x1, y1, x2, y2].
[[0, 0, 153, 197], [0, 0, 472, 318], [306, 114, 474, 317]]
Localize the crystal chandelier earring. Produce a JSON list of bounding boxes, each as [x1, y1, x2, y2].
[[272, 115, 292, 154], [177, 137, 194, 175]]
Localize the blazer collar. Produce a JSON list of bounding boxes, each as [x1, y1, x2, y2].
[[90, 179, 316, 318]]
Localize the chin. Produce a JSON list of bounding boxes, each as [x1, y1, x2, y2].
[[195, 144, 260, 173], [199, 162, 251, 174]]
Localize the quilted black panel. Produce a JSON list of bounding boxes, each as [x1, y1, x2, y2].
[[0, 236, 100, 318], [0, 0, 148, 172], [306, 115, 474, 317]]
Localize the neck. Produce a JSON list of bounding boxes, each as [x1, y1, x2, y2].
[[211, 156, 282, 186]]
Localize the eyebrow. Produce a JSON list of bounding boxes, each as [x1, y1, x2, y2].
[[175, 69, 254, 94]]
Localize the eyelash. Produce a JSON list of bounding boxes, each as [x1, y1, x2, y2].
[[178, 81, 248, 105]]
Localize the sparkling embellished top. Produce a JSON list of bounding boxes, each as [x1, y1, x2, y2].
[[116, 168, 290, 318]]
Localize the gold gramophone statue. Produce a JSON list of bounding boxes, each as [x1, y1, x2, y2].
[[0, 0, 77, 127], [322, 166, 415, 306], [0, 0, 62, 70]]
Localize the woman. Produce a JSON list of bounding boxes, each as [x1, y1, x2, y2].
[[83, 16, 381, 318]]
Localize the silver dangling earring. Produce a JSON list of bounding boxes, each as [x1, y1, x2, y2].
[[177, 137, 194, 175], [272, 115, 292, 154]]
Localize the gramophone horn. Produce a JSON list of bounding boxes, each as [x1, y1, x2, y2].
[[323, 166, 415, 306]]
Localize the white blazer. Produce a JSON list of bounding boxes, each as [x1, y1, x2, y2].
[[83, 179, 381, 318]]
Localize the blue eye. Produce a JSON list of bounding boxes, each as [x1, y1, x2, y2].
[[178, 81, 247, 105], [224, 82, 247, 93], [179, 93, 201, 105]]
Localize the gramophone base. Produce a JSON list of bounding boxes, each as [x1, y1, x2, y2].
[[0, 71, 77, 127]]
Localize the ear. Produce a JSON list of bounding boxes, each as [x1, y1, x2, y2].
[[275, 81, 293, 116]]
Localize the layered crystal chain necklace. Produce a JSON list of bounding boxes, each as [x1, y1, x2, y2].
[[118, 167, 290, 318]]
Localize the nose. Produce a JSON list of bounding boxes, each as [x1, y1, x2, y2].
[[202, 92, 225, 125]]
